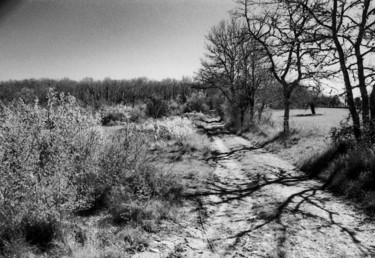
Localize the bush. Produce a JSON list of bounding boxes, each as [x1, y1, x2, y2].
[[145, 96, 169, 118], [128, 105, 146, 122], [23, 216, 61, 252], [326, 147, 375, 200], [0, 90, 106, 254], [0, 90, 103, 250], [257, 107, 274, 127], [101, 112, 126, 126], [136, 117, 194, 143], [301, 119, 375, 211], [0, 90, 188, 255], [330, 121, 356, 145], [168, 100, 182, 116], [183, 91, 209, 113]]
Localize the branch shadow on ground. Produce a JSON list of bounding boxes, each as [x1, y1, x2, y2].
[[184, 155, 375, 256]]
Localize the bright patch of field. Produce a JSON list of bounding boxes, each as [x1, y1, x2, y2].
[[257, 108, 350, 166], [272, 108, 350, 136]]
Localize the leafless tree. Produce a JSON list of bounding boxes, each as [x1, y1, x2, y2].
[[236, 0, 329, 134], [288, 0, 375, 139], [196, 19, 271, 128]]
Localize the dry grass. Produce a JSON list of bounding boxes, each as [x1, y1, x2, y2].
[[64, 118, 212, 257], [255, 108, 350, 165], [243, 108, 349, 166], [265, 108, 375, 212], [0, 95, 203, 257], [271, 108, 349, 136]]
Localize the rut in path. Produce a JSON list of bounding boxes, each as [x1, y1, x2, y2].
[[177, 123, 375, 257]]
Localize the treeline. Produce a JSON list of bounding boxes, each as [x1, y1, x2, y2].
[[0, 77, 194, 108]]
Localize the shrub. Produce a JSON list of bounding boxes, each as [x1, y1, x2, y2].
[[145, 96, 169, 118], [183, 91, 209, 113], [139, 117, 194, 143], [23, 216, 61, 252], [101, 112, 126, 126], [168, 100, 182, 116], [110, 202, 158, 226], [0, 90, 188, 255], [128, 105, 146, 122], [257, 107, 274, 127], [0, 89, 103, 240], [301, 120, 375, 211], [330, 121, 356, 145], [327, 147, 375, 198]]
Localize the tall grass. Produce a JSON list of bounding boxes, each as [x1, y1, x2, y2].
[[134, 116, 194, 143], [0, 90, 102, 224], [0, 90, 187, 256]]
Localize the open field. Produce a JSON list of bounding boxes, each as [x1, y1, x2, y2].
[[244, 108, 351, 167], [272, 108, 350, 136]]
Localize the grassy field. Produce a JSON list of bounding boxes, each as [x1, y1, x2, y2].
[[272, 108, 350, 136], [247, 108, 350, 167]]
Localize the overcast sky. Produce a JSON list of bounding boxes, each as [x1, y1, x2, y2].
[[0, 0, 236, 81]]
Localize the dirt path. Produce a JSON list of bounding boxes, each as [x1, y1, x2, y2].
[[136, 120, 375, 258]]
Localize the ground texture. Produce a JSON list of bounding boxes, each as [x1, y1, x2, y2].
[[135, 119, 375, 258]]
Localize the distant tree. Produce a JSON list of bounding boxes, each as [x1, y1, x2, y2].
[[0, 77, 194, 108], [291, 85, 324, 115]]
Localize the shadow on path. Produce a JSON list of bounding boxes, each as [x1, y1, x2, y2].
[[184, 150, 375, 257]]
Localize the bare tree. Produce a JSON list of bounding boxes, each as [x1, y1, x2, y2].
[[236, 0, 328, 134], [196, 19, 270, 128], [289, 0, 375, 139]]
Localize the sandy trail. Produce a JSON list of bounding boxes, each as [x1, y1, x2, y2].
[[136, 120, 375, 258]]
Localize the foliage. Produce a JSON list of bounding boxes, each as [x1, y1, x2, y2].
[[101, 112, 127, 126], [146, 117, 194, 143], [330, 121, 356, 146], [324, 146, 375, 210], [128, 105, 146, 122], [0, 90, 188, 255], [145, 96, 169, 119], [257, 107, 274, 127], [0, 90, 102, 226], [301, 120, 375, 212], [168, 100, 183, 116], [183, 91, 209, 113]]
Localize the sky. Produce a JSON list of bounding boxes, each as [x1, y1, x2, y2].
[[0, 0, 236, 81]]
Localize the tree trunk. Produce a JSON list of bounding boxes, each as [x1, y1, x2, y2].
[[240, 109, 245, 128], [331, 42, 360, 138], [283, 87, 291, 135], [249, 97, 255, 125], [370, 87, 375, 132], [332, 1, 361, 140], [355, 43, 370, 128], [258, 101, 266, 122], [132, 94, 135, 108], [309, 103, 316, 115]]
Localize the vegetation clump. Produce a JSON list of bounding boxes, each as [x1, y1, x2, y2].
[[0, 90, 188, 256], [145, 96, 169, 118], [183, 91, 210, 114], [300, 121, 375, 212]]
